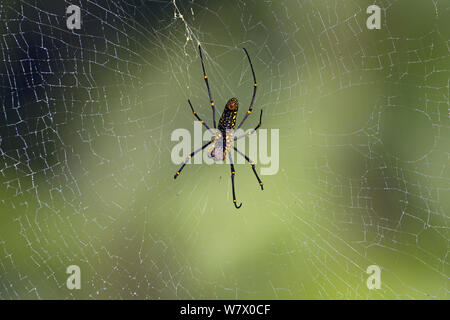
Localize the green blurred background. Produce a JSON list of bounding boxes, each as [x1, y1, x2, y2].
[[0, 0, 448, 299]]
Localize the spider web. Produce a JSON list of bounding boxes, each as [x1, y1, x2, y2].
[[0, 0, 448, 299]]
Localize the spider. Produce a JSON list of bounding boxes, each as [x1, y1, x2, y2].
[[173, 44, 264, 209]]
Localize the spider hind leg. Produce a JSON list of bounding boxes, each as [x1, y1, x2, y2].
[[173, 141, 212, 179], [229, 152, 242, 209], [233, 146, 264, 190]]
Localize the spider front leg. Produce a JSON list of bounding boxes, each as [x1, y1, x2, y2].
[[198, 45, 217, 128], [233, 146, 264, 190], [228, 152, 242, 209], [236, 47, 258, 130], [234, 109, 263, 142], [174, 141, 212, 179], [188, 99, 214, 135]]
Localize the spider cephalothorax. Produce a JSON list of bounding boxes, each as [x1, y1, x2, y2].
[[226, 97, 239, 110], [218, 98, 239, 132], [173, 45, 264, 209]]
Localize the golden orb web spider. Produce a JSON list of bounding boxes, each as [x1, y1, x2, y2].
[[173, 44, 264, 209]]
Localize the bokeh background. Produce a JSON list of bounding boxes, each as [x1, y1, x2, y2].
[[0, 0, 448, 299]]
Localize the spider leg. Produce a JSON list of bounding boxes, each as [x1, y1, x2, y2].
[[234, 109, 263, 142], [237, 48, 258, 130], [228, 151, 242, 209], [188, 99, 215, 135], [174, 141, 213, 179], [233, 146, 264, 190], [198, 44, 217, 128]]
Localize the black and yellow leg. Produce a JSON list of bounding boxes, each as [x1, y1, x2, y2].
[[188, 99, 214, 134], [198, 44, 217, 128], [229, 153, 242, 209], [233, 146, 264, 190], [174, 141, 213, 179], [234, 109, 263, 142], [237, 48, 258, 130]]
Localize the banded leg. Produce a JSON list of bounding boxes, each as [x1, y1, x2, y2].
[[174, 141, 212, 179], [237, 48, 258, 129], [229, 152, 242, 209], [234, 109, 263, 142], [188, 99, 215, 135], [198, 44, 217, 128], [233, 146, 264, 190]]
